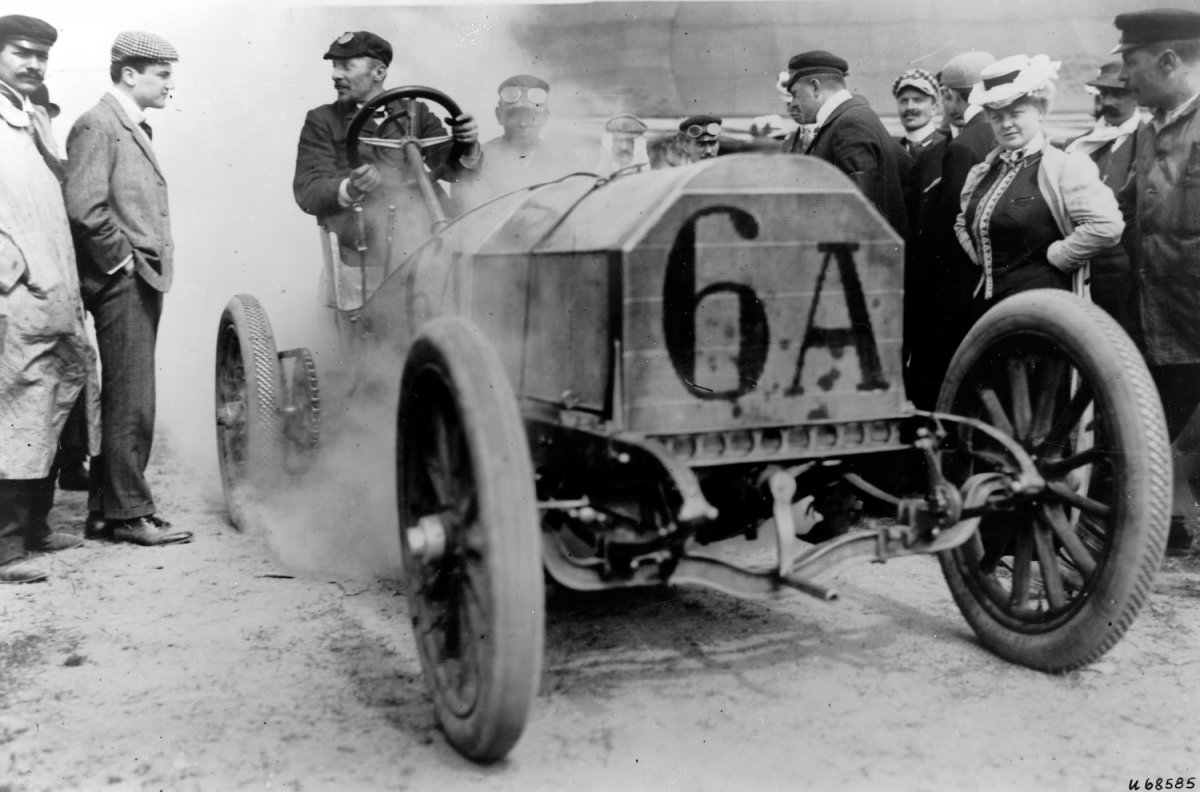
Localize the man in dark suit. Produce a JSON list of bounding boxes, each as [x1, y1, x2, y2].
[[66, 31, 192, 546], [784, 50, 909, 238], [903, 51, 997, 410], [893, 68, 945, 158], [1065, 61, 1141, 333]]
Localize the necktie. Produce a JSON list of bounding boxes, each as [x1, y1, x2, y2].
[[139, 121, 153, 140]]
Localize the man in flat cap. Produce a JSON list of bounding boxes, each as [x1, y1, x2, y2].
[[893, 68, 944, 157], [294, 30, 481, 280], [783, 50, 908, 237], [593, 113, 649, 175], [1065, 61, 1142, 333], [0, 14, 96, 582], [463, 74, 589, 205], [1110, 8, 1200, 551], [903, 51, 997, 411], [65, 31, 192, 547], [679, 114, 722, 162]]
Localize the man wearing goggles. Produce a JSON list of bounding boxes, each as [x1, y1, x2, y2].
[[679, 114, 722, 161], [461, 73, 590, 206]]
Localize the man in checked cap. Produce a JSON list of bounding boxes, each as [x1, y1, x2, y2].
[[0, 14, 96, 583], [65, 31, 193, 547]]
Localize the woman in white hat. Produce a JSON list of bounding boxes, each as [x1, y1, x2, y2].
[[955, 54, 1124, 306]]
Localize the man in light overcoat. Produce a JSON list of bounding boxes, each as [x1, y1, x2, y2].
[[0, 14, 95, 583]]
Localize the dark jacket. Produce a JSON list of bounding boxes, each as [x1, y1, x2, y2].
[[901, 113, 995, 409], [1120, 97, 1200, 365], [293, 96, 461, 225], [804, 95, 909, 238]]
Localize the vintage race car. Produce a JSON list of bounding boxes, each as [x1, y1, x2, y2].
[[214, 87, 1170, 763]]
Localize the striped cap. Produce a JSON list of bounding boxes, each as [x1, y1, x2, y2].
[[111, 31, 178, 63]]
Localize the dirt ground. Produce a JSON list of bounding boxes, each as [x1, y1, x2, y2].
[[3, 436, 1200, 792]]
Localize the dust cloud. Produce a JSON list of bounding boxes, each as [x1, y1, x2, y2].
[[23, 1, 616, 578]]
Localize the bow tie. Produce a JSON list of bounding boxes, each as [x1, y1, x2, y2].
[[1000, 149, 1029, 169]]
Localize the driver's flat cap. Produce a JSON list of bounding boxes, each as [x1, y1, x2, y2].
[[324, 31, 392, 66], [0, 15, 57, 47]]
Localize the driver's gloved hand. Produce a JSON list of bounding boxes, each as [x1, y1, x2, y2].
[[347, 163, 382, 199], [447, 113, 479, 146]]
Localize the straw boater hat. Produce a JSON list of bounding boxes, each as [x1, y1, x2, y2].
[[968, 54, 1060, 109]]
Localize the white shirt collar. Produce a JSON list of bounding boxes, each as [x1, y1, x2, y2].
[[903, 120, 939, 145], [815, 89, 853, 129], [108, 87, 146, 127]]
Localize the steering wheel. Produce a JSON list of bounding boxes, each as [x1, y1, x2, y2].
[[345, 85, 466, 173], [345, 86, 468, 225]]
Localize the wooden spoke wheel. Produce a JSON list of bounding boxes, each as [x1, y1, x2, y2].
[[215, 294, 284, 530], [936, 290, 1170, 672], [397, 316, 543, 762]]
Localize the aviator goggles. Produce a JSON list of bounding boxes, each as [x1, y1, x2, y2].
[[685, 122, 722, 139], [498, 85, 549, 105]]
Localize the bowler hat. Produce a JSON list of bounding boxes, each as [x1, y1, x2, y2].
[[785, 51, 849, 91], [1112, 8, 1200, 54], [0, 14, 56, 47], [323, 31, 392, 66], [1087, 61, 1128, 91]]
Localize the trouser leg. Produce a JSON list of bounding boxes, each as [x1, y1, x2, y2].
[[0, 481, 27, 565], [0, 477, 53, 563], [87, 274, 162, 521]]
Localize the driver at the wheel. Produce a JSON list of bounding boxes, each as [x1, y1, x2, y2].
[[292, 30, 481, 273]]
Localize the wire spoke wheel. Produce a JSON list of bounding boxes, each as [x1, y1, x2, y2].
[[215, 294, 284, 529], [398, 317, 543, 763], [937, 290, 1169, 672]]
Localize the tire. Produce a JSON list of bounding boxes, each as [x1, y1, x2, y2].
[[396, 316, 544, 762], [936, 290, 1169, 672], [215, 294, 284, 530]]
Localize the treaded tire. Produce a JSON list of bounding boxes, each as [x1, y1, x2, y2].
[[936, 290, 1169, 672], [397, 316, 543, 762], [215, 294, 284, 530]]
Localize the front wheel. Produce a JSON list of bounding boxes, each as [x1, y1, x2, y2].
[[397, 316, 543, 762], [936, 290, 1169, 672]]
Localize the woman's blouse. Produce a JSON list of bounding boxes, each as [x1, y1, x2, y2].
[[963, 151, 1069, 301]]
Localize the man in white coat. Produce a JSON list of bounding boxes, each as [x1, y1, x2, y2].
[[0, 14, 95, 583]]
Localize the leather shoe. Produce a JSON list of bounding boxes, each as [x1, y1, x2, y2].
[[26, 531, 83, 553], [57, 464, 90, 491], [84, 511, 111, 540], [111, 517, 193, 546], [0, 559, 48, 584]]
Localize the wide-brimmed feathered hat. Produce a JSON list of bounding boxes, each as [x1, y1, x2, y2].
[[969, 54, 1060, 109]]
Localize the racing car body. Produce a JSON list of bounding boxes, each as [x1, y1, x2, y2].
[[215, 87, 1170, 764]]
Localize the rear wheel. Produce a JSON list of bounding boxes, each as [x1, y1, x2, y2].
[[215, 294, 284, 529], [936, 290, 1169, 672], [397, 316, 543, 762]]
